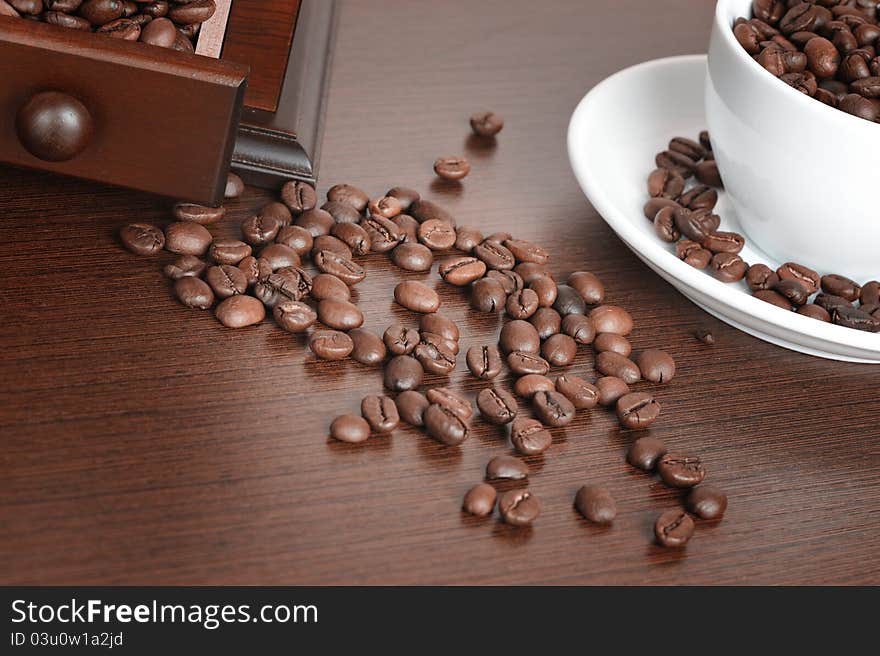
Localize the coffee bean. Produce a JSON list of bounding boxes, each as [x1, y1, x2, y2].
[[821, 274, 861, 301], [486, 454, 527, 480], [312, 235, 351, 260], [394, 281, 440, 313], [327, 183, 369, 212], [390, 242, 434, 272], [309, 329, 354, 360], [470, 111, 504, 137], [498, 489, 540, 526], [814, 292, 853, 314], [462, 483, 497, 517], [361, 395, 399, 433], [669, 136, 706, 161], [383, 355, 423, 391], [208, 239, 251, 266], [643, 197, 682, 221], [344, 328, 385, 365], [701, 231, 745, 254], [711, 252, 748, 283], [417, 218, 458, 252], [474, 239, 515, 270], [240, 214, 280, 247], [532, 390, 575, 427], [694, 329, 715, 345], [237, 256, 269, 286], [392, 214, 420, 243], [330, 414, 370, 444], [174, 276, 214, 309], [470, 277, 507, 312], [424, 403, 469, 446], [648, 167, 686, 199], [224, 172, 244, 199], [331, 222, 372, 256], [797, 304, 831, 322], [561, 314, 596, 344], [513, 374, 554, 399], [273, 300, 316, 333], [383, 323, 420, 355], [530, 307, 562, 340], [754, 289, 794, 311], [657, 454, 706, 488], [627, 436, 667, 471], [635, 349, 675, 383], [295, 209, 335, 237], [409, 199, 455, 226], [506, 288, 540, 319], [654, 509, 694, 547], [595, 376, 629, 406], [772, 279, 809, 306], [253, 267, 311, 307], [415, 314, 456, 343], [555, 375, 598, 409], [541, 333, 577, 367], [434, 156, 470, 180], [507, 351, 550, 376], [426, 387, 472, 421], [164, 254, 206, 280], [215, 294, 265, 328], [656, 150, 696, 178], [686, 485, 728, 520], [315, 250, 366, 285], [616, 392, 661, 429], [384, 187, 420, 212], [259, 243, 301, 271], [676, 240, 712, 269], [674, 207, 712, 242], [280, 180, 317, 214], [395, 390, 429, 426], [777, 261, 820, 293], [804, 35, 840, 78], [504, 239, 550, 265], [454, 225, 484, 252], [414, 337, 456, 375], [120, 223, 164, 255], [677, 185, 718, 211], [172, 202, 225, 225], [833, 305, 880, 332], [322, 200, 362, 224], [205, 264, 247, 299], [574, 485, 617, 524], [140, 16, 176, 46], [861, 281, 880, 305], [515, 262, 552, 284], [368, 196, 403, 219], [510, 418, 552, 456], [499, 319, 540, 354], [361, 215, 402, 253], [746, 263, 780, 291], [527, 276, 557, 309], [467, 345, 503, 380], [593, 333, 632, 356], [275, 225, 314, 256], [752, 0, 784, 24], [317, 299, 364, 331], [487, 269, 524, 294], [164, 222, 212, 256], [840, 92, 880, 120], [476, 387, 518, 426], [310, 273, 351, 302], [596, 351, 640, 384], [439, 256, 486, 285], [553, 284, 587, 316], [653, 206, 681, 243], [588, 305, 633, 336]]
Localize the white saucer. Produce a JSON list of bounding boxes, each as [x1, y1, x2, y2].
[[567, 54, 880, 364]]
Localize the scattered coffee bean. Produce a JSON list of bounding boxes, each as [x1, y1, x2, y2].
[[505, 239, 550, 265], [711, 252, 748, 282], [467, 345, 503, 380], [310, 273, 351, 302], [327, 183, 369, 212], [323, 200, 363, 225], [275, 225, 314, 256], [295, 209, 335, 237], [814, 293, 853, 314], [686, 485, 728, 520], [384, 323, 420, 355], [555, 375, 599, 409], [317, 298, 364, 331], [771, 279, 809, 306], [627, 436, 667, 471], [394, 281, 441, 313], [635, 349, 675, 384], [418, 219, 457, 250], [654, 509, 694, 547], [648, 167, 686, 199], [280, 180, 317, 214], [454, 225, 484, 252], [259, 243, 301, 271], [574, 485, 617, 524], [486, 454, 528, 480], [499, 320, 541, 354], [215, 294, 265, 328], [434, 156, 471, 181], [560, 314, 596, 344], [383, 355, 423, 391], [361, 215, 402, 253], [470, 111, 504, 137], [530, 307, 562, 340], [754, 289, 794, 311], [777, 261, 820, 294], [426, 387, 472, 421], [205, 264, 247, 299], [498, 489, 540, 526], [532, 390, 576, 427], [261, 202, 293, 227], [515, 262, 552, 284], [694, 329, 715, 345], [225, 172, 244, 199], [474, 239, 516, 271], [506, 288, 540, 319], [309, 329, 354, 360], [209, 239, 251, 265], [241, 213, 281, 246], [164, 221, 212, 256], [861, 281, 880, 306], [527, 276, 557, 309], [273, 300, 317, 333], [121, 223, 165, 255], [314, 250, 366, 285], [477, 387, 518, 425], [361, 395, 400, 433], [395, 390, 430, 426], [470, 277, 507, 312], [595, 376, 630, 406], [678, 185, 717, 211], [695, 160, 722, 187], [237, 256, 269, 286], [173, 202, 225, 225], [164, 254, 207, 280], [653, 206, 681, 243], [440, 256, 486, 285], [676, 239, 712, 269], [821, 274, 861, 301], [368, 196, 403, 219], [593, 333, 632, 356], [312, 236, 352, 260], [410, 199, 455, 226], [657, 454, 706, 488], [414, 335, 456, 375], [513, 374, 555, 399], [331, 222, 372, 256], [330, 415, 370, 444], [348, 328, 386, 365], [462, 483, 497, 517], [616, 392, 661, 429], [420, 313, 459, 341], [541, 333, 577, 367], [596, 351, 640, 384], [701, 231, 745, 254], [424, 403, 469, 446], [385, 187, 420, 211], [833, 305, 880, 332], [797, 304, 831, 322], [643, 197, 682, 221], [746, 263, 779, 291], [589, 305, 633, 336], [507, 351, 550, 376], [174, 276, 214, 309], [553, 284, 587, 316]]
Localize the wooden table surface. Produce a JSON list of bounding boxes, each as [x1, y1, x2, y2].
[[2, 0, 878, 586]]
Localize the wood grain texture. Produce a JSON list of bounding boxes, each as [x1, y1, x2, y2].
[[1, 0, 879, 585]]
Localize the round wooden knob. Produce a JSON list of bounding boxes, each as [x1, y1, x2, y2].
[[16, 91, 93, 162]]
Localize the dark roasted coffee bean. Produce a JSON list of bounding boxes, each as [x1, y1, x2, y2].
[[394, 281, 440, 313], [414, 338, 456, 375], [616, 392, 661, 429], [209, 239, 251, 265], [627, 436, 667, 471], [595, 376, 629, 406], [653, 206, 681, 243], [259, 243, 301, 271], [470, 111, 504, 137], [861, 281, 880, 306], [771, 279, 809, 306], [462, 483, 496, 517], [330, 222, 371, 256], [821, 274, 861, 301], [561, 314, 595, 344], [530, 307, 562, 340], [470, 277, 507, 313], [575, 485, 616, 525], [361, 395, 399, 433], [368, 196, 403, 219], [310, 273, 350, 302], [485, 232, 512, 244], [510, 418, 552, 456], [656, 150, 697, 178], [593, 332, 631, 356], [215, 294, 265, 328], [241, 213, 281, 246], [839, 92, 880, 120], [507, 350, 550, 376], [173, 202, 225, 225], [657, 454, 706, 488], [317, 298, 363, 331], [527, 276, 557, 309], [515, 262, 552, 284], [504, 239, 550, 265], [833, 305, 880, 332], [420, 313, 459, 342], [487, 269, 524, 294], [467, 345, 503, 380], [754, 289, 793, 310], [273, 300, 316, 333], [433, 156, 470, 180], [360, 215, 402, 253], [532, 390, 575, 427], [477, 387, 518, 425], [554, 374, 598, 410], [164, 254, 206, 280], [224, 172, 244, 199], [701, 231, 745, 254], [678, 185, 718, 211], [174, 276, 214, 309], [687, 485, 728, 520], [746, 263, 780, 291], [280, 180, 317, 214], [513, 374, 554, 399], [669, 136, 706, 161], [777, 261, 820, 293], [120, 223, 164, 255], [474, 239, 515, 270], [643, 197, 682, 221], [852, 75, 880, 97], [486, 454, 527, 480], [330, 414, 370, 444], [322, 200, 362, 224], [274, 226, 312, 256], [498, 489, 540, 526], [292, 207, 335, 237], [506, 288, 540, 319], [816, 291, 852, 314], [454, 225, 484, 252], [654, 509, 694, 547], [44, 11, 91, 29], [804, 36, 840, 78], [695, 159, 723, 187], [390, 214, 420, 243], [168, 0, 215, 24], [753, 0, 785, 24], [263, 201, 294, 226], [327, 184, 369, 212], [395, 390, 429, 426], [553, 284, 587, 316], [596, 351, 640, 384], [648, 166, 688, 200], [409, 199, 455, 226], [676, 240, 712, 269], [797, 303, 832, 322], [390, 242, 434, 272], [499, 319, 540, 354], [314, 250, 366, 285], [418, 219, 456, 250], [711, 252, 748, 282], [440, 256, 486, 285], [205, 264, 247, 299], [236, 256, 269, 287], [426, 387, 471, 421], [635, 349, 675, 383], [383, 355, 423, 391], [164, 222, 212, 256], [424, 403, 469, 446], [383, 324, 420, 355], [349, 328, 386, 365], [541, 333, 577, 367], [589, 305, 633, 336], [309, 329, 354, 360], [80, 0, 124, 25], [383, 187, 419, 212], [674, 207, 711, 241]]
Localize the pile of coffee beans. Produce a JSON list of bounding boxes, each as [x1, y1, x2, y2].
[[120, 113, 726, 547], [736, 1, 880, 122], [0, 0, 216, 52], [646, 131, 880, 332]]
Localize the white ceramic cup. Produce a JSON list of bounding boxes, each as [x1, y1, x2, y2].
[[706, 0, 880, 283]]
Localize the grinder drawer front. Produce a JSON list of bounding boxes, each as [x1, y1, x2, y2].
[[0, 17, 248, 205]]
